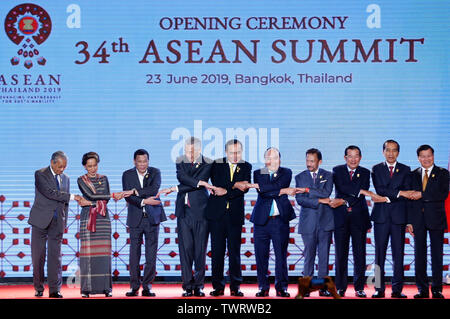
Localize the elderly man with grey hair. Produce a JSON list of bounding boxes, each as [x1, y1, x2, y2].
[[28, 151, 87, 298], [158, 137, 214, 297]]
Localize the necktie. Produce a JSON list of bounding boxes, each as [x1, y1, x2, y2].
[[349, 170, 354, 181], [312, 172, 317, 183], [422, 169, 429, 191], [389, 166, 394, 178], [54, 175, 60, 219], [226, 164, 235, 209], [269, 172, 275, 216], [186, 162, 193, 207]]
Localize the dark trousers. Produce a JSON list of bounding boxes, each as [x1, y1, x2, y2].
[[334, 219, 367, 292], [373, 221, 405, 293], [31, 216, 63, 294], [129, 217, 160, 290], [177, 206, 209, 290], [301, 228, 332, 278], [413, 220, 444, 293], [209, 213, 243, 291], [254, 216, 290, 292]]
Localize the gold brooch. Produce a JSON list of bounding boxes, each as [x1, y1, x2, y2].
[[236, 166, 240, 173], [99, 181, 102, 185]]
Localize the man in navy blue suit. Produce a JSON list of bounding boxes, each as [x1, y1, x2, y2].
[[295, 148, 334, 297], [249, 147, 296, 297], [371, 140, 411, 298], [122, 149, 166, 297], [329, 145, 372, 298], [407, 145, 449, 299]]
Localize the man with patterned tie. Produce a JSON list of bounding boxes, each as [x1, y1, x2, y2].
[[371, 140, 412, 298], [158, 137, 213, 297], [206, 139, 252, 297], [249, 147, 296, 297], [329, 145, 372, 298], [407, 145, 449, 299], [28, 151, 86, 298], [294, 148, 334, 297]]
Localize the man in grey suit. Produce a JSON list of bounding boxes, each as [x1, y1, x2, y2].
[[28, 151, 86, 298], [295, 148, 334, 297], [158, 137, 213, 297]]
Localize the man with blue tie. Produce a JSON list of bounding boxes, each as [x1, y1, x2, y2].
[[249, 147, 296, 297], [329, 145, 372, 298], [371, 140, 411, 298], [295, 148, 334, 297], [407, 145, 449, 299]]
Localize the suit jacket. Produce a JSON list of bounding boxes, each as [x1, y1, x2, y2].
[[407, 166, 449, 230], [28, 166, 70, 232], [122, 167, 167, 227], [250, 167, 296, 226], [206, 158, 252, 225], [333, 164, 371, 230], [371, 162, 411, 225], [175, 155, 212, 220], [295, 168, 334, 234]]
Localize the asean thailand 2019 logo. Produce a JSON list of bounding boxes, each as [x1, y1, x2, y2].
[[4, 3, 52, 69]]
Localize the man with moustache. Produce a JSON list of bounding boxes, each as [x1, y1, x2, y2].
[[329, 145, 373, 298], [158, 137, 213, 297], [407, 145, 449, 299], [294, 148, 334, 297], [249, 147, 296, 297], [371, 140, 412, 298], [206, 139, 252, 297]]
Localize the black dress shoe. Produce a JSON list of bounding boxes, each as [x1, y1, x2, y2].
[[230, 290, 244, 297], [391, 292, 407, 298], [414, 291, 429, 299], [355, 290, 367, 298], [104, 291, 112, 297], [194, 288, 205, 297], [49, 292, 63, 298], [255, 290, 269, 297], [125, 289, 139, 297], [432, 291, 445, 299], [319, 289, 332, 297], [371, 291, 385, 298], [276, 290, 290, 297], [210, 289, 224, 297], [303, 292, 310, 297], [35, 291, 43, 297], [182, 289, 193, 297], [81, 293, 89, 298], [337, 289, 345, 297], [142, 289, 156, 297]]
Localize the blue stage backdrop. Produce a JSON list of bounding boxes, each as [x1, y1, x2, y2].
[[0, 1, 448, 279]]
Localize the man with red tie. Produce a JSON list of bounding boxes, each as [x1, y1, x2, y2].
[[407, 145, 449, 299], [370, 140, 411, 298]]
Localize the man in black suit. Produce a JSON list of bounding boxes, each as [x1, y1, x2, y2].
[[28, 151, 86, 298], [122, 149, 166, 297], [329, 145, 372, 298], [371, 140, 411, 298], [407, 145, 449, 299], [206, 139, 252, 297], [249, 147, 297, 297], [158, 137, 213, 297]]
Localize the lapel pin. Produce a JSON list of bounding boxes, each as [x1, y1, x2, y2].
[[236, 166, 240, 173], [319, 175, 323, 179], [357, 173, 360, 178], [396, 169, 399, 173], [432, 174, 435, 178], [274, 173, 277, 178], [145, 174, 149, 178]]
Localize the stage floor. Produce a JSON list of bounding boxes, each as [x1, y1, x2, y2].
[[0, 283, 448, 299]]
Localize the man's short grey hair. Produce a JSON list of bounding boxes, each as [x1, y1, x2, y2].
[[264, 147, 281, 159], [185, 137, 202, 149], [51, 151, 68, 163]]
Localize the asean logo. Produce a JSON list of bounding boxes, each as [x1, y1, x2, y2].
[[4, 3, 52, 69]]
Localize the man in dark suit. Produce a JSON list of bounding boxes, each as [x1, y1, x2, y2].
[[249, 147, 296, 297], [371, 140, 411, 298], [206, 139, 252, 297], [295, 148, 334, 297], [158, 137, 213, 297], [407, 144, 449, 299], [28, 151, 85, 298], [122, 149, 166, 297], [329, 145, 372, 298]]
